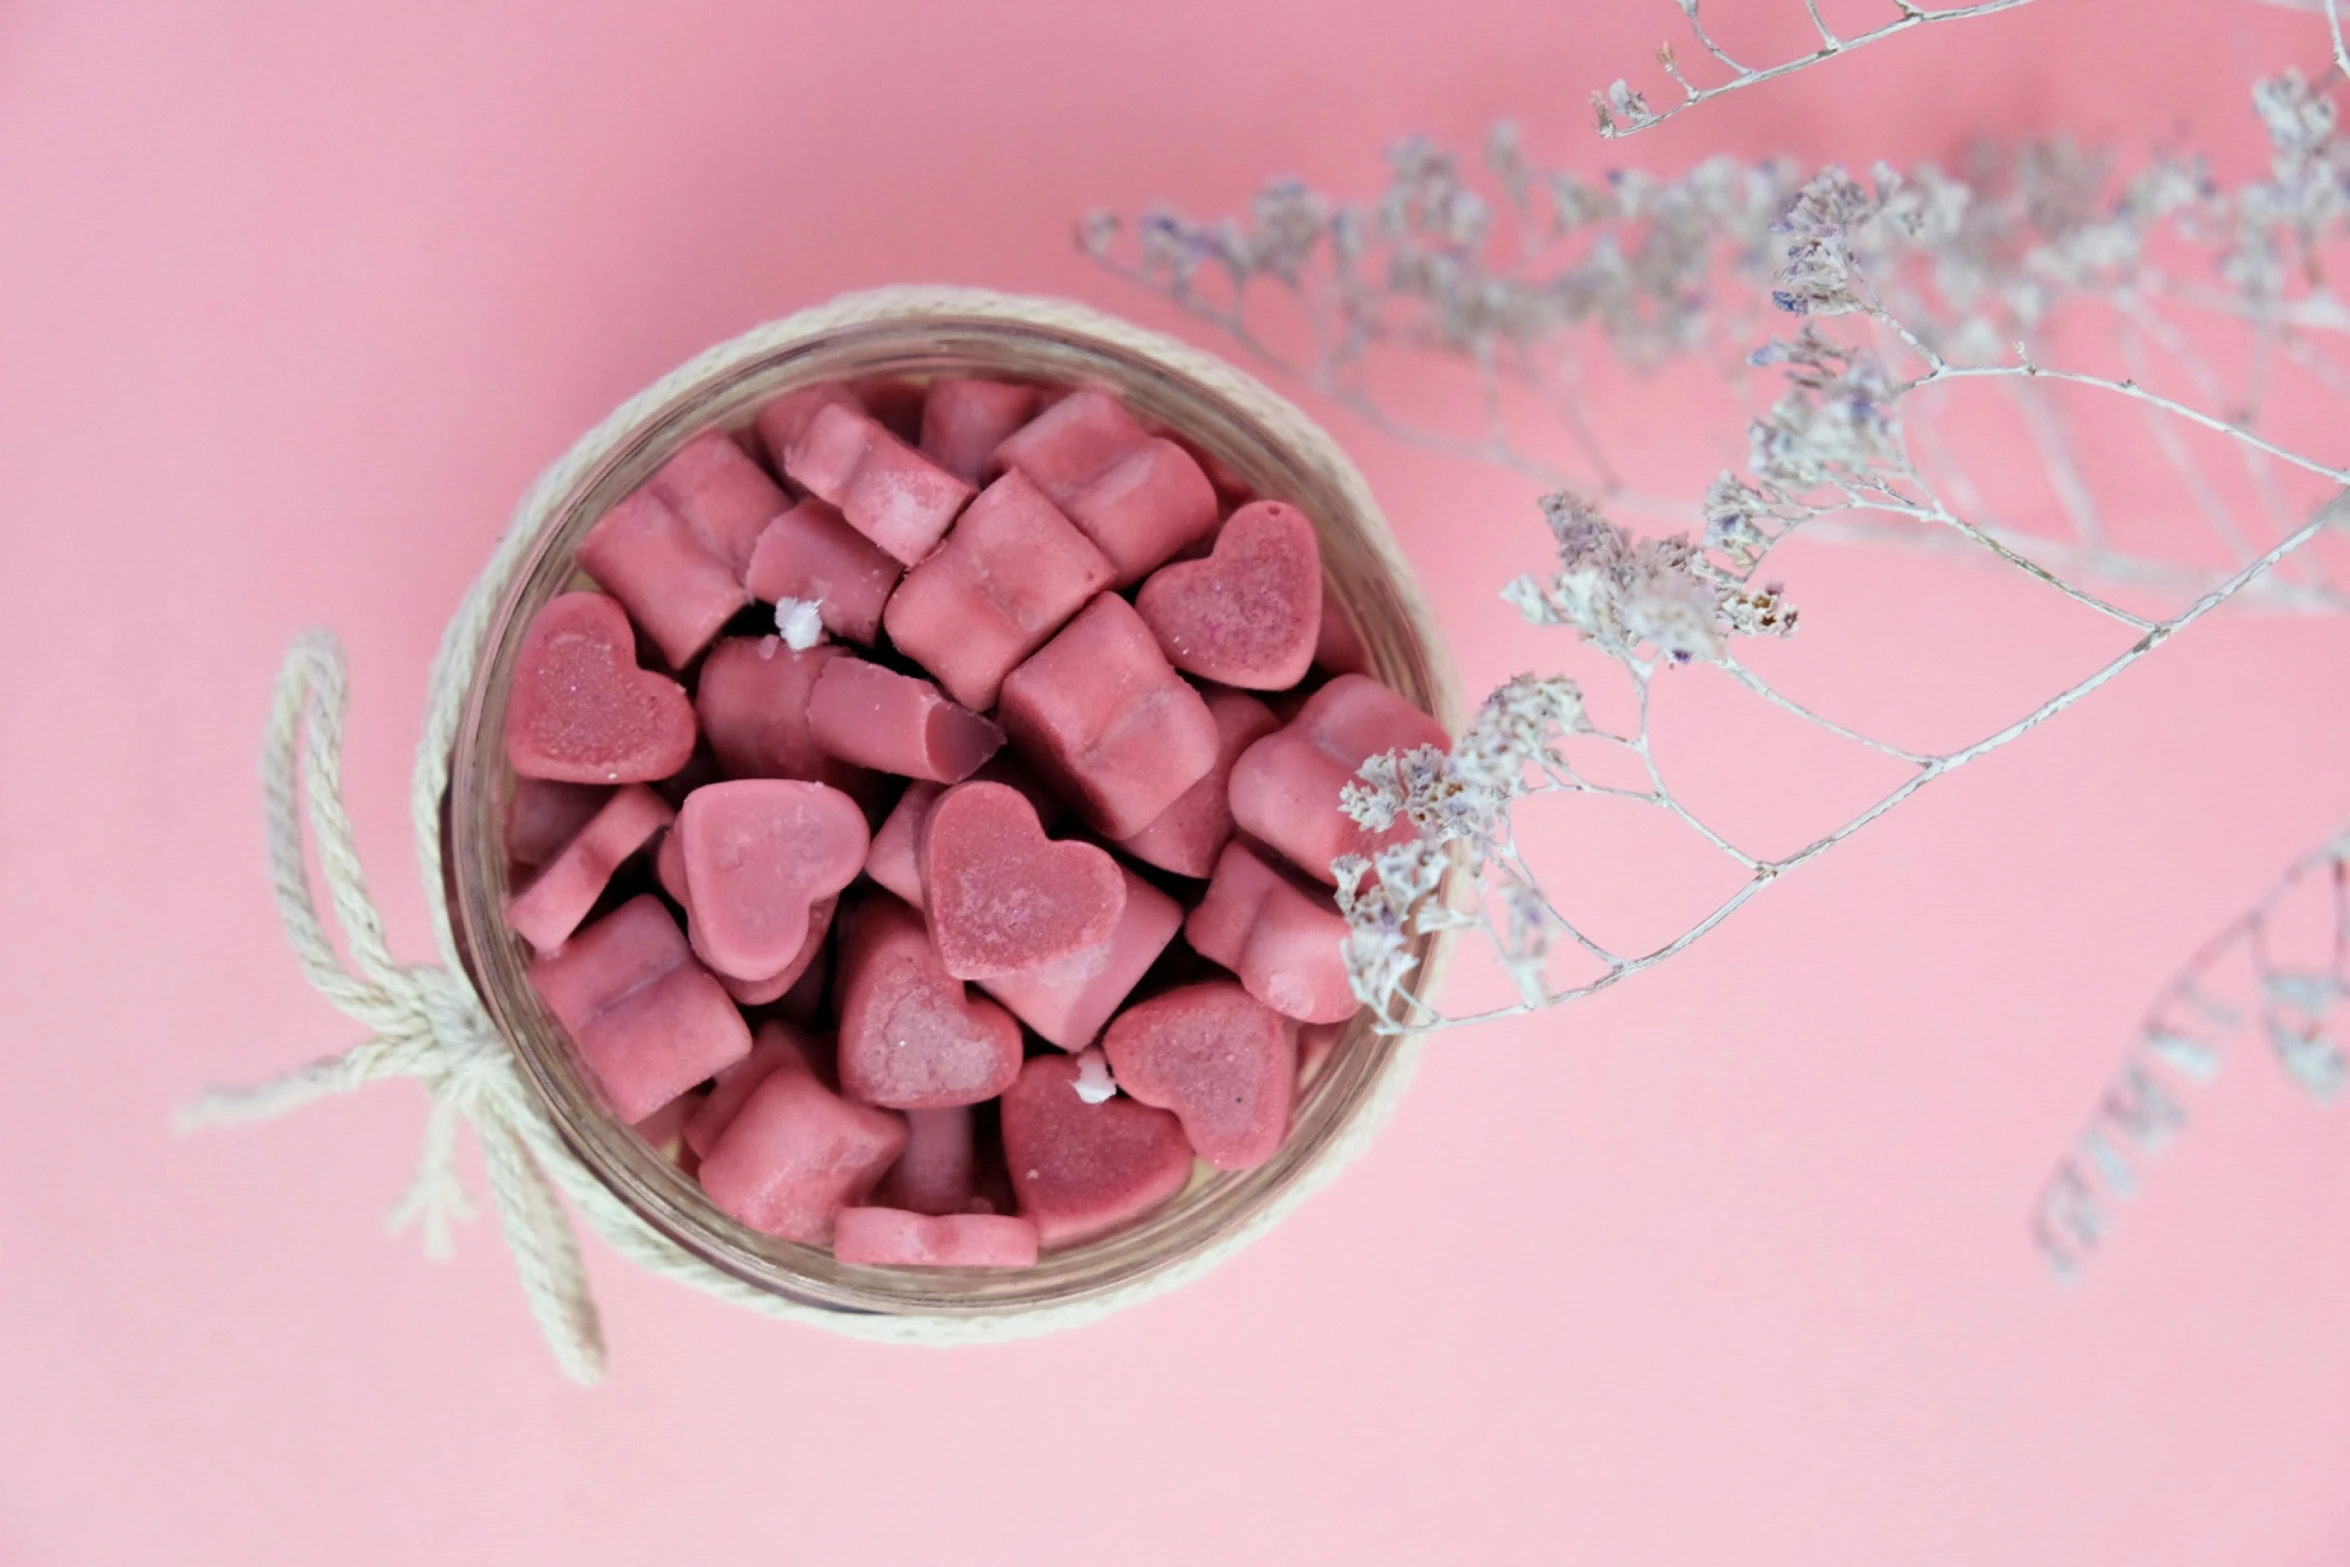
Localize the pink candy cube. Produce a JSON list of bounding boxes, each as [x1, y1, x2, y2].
[[504, 779, 611, 870], [529, 895, 752, 1123], [694, 636, 863, 793], [1114, 690, 1279, 878], [683, 1019, 821, 1160], [698, 1067, 907, 1245], [833, 1208, 1040, 1269], [576, 487, 751, 669], [1062, 438, 1221, 588], [872, 1104, 979, 1216], [784, 402, 974, 567], [1185, 841, 1359, 1024], [504, 784, 674, 953], [988, 388, 1148, 502], [881, 470, 1116, 711], [1227, 672, 1449, 884], [1001, 1053, 1197, 1248], [648, 428, 788, 580], [807, 657, 1004, 785], [754, 382, 864, 468], [1102, 980, 1298, 1171], [980, 866, 1183, 1050], [996, 594, 1221, 838], [920, 377, 1042, 484], [835, 896, 1025, 1110], [743, 498, 904, 646]]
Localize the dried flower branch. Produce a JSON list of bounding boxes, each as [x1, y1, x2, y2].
[[1589, 0, 2044, 139], [2034, 829, 2350, 1277], [1088, 7, 2350, 1036]]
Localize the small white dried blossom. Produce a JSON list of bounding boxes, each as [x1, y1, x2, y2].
[[1503, 493, 1797, 664], [1746, 327, 1905, 492], [1334, 839, 1455, 1014], [1592, 79, 1660, 137], [1772, 168, 1877, 315], [1451, 673, 1590, 799], [774, 597, 826, 651]]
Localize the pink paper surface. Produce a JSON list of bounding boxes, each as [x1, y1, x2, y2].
[[7, 2, 2350, 1563]]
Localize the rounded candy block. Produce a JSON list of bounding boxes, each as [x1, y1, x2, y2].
[[698, 1068, 907, 1245], [980, 866, 1183, 1051], [1227, 673, 1449, 884], [988, 388, 1148, 503], [1186, 841, 1360, 1024], [754, 382, 864, 469], [505, 784, 674, 953], [1135, 500, 1323, 689], [784, 402, 974, 567], [920, 781, 1125, 981], [1103, 980, 1298, 1171], [836, 896, 1024, 1110], [920, 378, 1043, 485], [881, 469, 1116, 711], [505, 593, 697, 785], [674, 779, 868, 982], [872, 1105, 979, 1216], [528, 896, 752, 1123], [1062, 437, 1221, 588], [1114, 690, 1279, 879], [833, 1208, 1040, 1268], [1000, 1053, 1198, 1248], [504, 778, 611, 870], [996, 594, 1221, 839], [744, 497, 904, 647], [684, 1019, 822, 1160], [694, 636, 863, 793], [576, 488, 750, 669], [806, 657, 1003, 785], [649, 428, 788, 579]]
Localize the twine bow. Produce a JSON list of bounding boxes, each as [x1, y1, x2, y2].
[[178, 632, 607, 1384]]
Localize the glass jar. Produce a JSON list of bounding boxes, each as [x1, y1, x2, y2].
[[444, 289, 1459, 1323]]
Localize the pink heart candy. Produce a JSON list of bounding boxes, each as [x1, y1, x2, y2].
[[1134, 500, 1323, 689], [836, 896, 1024, 1110], [504, 593, 697, 784], [1000, 1053, 1197, 1247], [920, 781, 1125, 980], [1102, 980, 1298, 1171], [675, 779, 869, 982]]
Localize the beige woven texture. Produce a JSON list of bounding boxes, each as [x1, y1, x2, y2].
[[183, 287, 1439, 1384]]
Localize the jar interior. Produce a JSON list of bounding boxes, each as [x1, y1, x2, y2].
[[447, 312, 1451, 1316]]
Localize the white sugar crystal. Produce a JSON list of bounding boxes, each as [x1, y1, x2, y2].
[[1071, 1048, 1117, 1105], [774, 597, 826, 652]]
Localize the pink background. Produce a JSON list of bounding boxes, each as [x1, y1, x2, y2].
[[9, 1, 2350, 1562]]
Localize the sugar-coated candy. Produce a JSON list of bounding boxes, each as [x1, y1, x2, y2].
[[1061, 437, 1220, 588], [835, 896, 1024, 1110], [1227, 673, 1448, 884], [1102, 980, 1297, 1171], [807, 657, 1003, 784], [576, 488, 750, 668], [832, 1208, 1040, 1268], [698, 1067, 907, 1244], [784, 402, 974, 567], [674, 779, 868, 982], [988, 388, 1149, 503], [1000, 1053, 1197, 1247], [980, 866, 1183, 1050], [505, 593, 697, 784], [528, 896, 751, 1122], [919, 781, 1125, 981], [996, 594, 1220, 838], [920, 378, 1042, 485], [743, 498, 903, 646], [1185, 842, 1358, 1024], [1114, 690, 1279, 878], [1134, 500, 1322, 689], [881, 469, 1115, 711], [504, 784, 674, 953], [754, 382, 864, 469]]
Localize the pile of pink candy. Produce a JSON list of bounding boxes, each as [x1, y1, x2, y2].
[[500, 375, 1446, 1269]]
